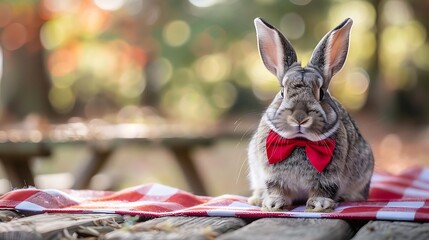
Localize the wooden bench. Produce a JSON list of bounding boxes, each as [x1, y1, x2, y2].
[[0, 210, 428, 239], [0, 142, 50, 188], [0, 122, 243, 195]]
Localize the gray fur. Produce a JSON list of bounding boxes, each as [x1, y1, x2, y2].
[[248, 18, 374, 212]]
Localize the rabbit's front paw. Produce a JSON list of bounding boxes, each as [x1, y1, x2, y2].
[[248, 195, 262, 207], [248, 189, 264, 206], [305, 197, 336, 212], [261, 194, 291, 212]]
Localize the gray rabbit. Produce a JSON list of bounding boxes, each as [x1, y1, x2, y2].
[[247, 18, 374, 212]]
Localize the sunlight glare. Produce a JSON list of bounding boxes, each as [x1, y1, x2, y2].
[[93, 0, 125, 11], [188, 0, 221, 8]]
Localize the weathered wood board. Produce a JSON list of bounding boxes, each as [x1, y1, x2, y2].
[[0, 213, 123, 240], [218, 218, 355, 240], [104, 216, 247, 240], [0, 210, 21, 223], [2, 210, 429, 240], [352, 221, 429, 240]]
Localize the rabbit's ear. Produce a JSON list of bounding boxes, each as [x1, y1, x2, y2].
[[309, 18, 353, 87], [254, 18, 297, 81]]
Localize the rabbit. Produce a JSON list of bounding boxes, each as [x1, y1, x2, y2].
[[247, 17, 374, 212]]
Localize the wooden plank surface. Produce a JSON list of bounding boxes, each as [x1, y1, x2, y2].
[[352, 221, 429, 240], [0, 213, 123, 240], [0, 211, 21, 222], [218, 218, 355, 240], [3, 212, 429, 240], [104, 216, 247, 240], [0, 142, 50, 158]]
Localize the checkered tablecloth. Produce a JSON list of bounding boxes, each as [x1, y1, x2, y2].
[[1, 167, 429, 221]]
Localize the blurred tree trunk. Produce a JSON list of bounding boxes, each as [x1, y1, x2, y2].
[[142, 54, 160, 107], [403, 0, 429, 123], [1, 45, 55, 120], [363, 0, 389, 114], [0, 2, 56, 122], [369, 0, 429, 124]]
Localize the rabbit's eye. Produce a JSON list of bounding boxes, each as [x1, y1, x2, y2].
[[319, 88, 325, 100]]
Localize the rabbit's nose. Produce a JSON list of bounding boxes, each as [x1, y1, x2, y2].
[[288, 111, 313, 127], [299, 117, 313, 127]]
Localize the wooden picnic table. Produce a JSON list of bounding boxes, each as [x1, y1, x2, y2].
[[0, 210, 428, 239], [0, 122, 244, 195]]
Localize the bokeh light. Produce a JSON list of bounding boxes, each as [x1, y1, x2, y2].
[[211, 82, 237, 109], [379, 134, 402, 159], [93, 0, 125, 11], [194, 53, 231, 82], [244, 51, 278, 101], [1, 23, 27, 51], [40, 19, 68, 50], [48, 48, 77, 77], [118, 68, 146, 99], [153, 58, 173, 89], [163, 20, 191, 47], [290, 0, 312, 6], [380, 18, 426, 91], [116, 105, 143, 123], [346, 70, 370, 96], [413, 44, 429, 70], [1, 0, 428, 124], [49, 86, 76, 113], [280, 13, 306, 40], [79, 6, 109, 33], [382, 0, 413, 26], [43, 0, 80, 13], [123, 0, 144, 16], [188, 0, 223, 8], [344, 69, 370, 110]]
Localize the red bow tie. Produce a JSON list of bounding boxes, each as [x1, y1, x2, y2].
[[266, 130, 336, 173]]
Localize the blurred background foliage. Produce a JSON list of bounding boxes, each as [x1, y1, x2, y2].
[[0, 0, 428, 124], [0, 0, 428, 194]]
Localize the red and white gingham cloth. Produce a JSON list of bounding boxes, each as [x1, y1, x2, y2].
[[1, 167, 429, 221]]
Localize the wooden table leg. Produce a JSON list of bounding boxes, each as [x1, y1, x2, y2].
[[169, 146, 207, 196], [72, 147, 114, 190], [1, 158, 35, 188]]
